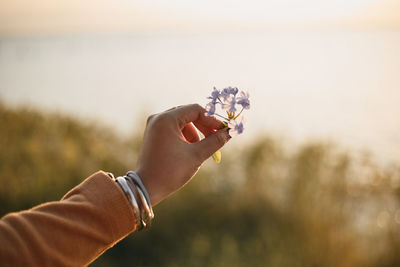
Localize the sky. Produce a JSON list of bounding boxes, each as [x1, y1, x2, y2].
[[0, 0, 399, 163], [1, 0, 400, 35]]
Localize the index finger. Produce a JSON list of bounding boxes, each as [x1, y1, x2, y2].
[[195, 111, 224, 131], [169, 104, 223, 130]]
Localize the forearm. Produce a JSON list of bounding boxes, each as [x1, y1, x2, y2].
[[0, 171, 136, 267], [0, 103, 229, 266]]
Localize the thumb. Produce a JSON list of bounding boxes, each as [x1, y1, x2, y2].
[[193, 128, 231, 162]]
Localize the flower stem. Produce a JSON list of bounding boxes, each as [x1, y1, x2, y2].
[[214, 113, 229, 121], [233, 107, 244, 120]]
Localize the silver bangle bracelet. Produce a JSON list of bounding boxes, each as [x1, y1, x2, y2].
[[111, 171, 154, 230], [125, 171, 154, 225], [125, 171, 152, 207], [115, 176, 143, 230], [135, 186, 154, 229]]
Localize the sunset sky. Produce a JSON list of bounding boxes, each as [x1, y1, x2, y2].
[[1, 0, 399, 163], [1, 0, 400, 35]]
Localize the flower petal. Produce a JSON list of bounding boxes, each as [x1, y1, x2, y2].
[[205, 102, 216, 116], [237, 91, 250, 110]]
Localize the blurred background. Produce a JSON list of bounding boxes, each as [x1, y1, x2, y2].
[[1, 0, 400, 266]]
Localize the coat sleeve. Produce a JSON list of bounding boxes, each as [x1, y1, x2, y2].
[[0, 171, 137, 267]]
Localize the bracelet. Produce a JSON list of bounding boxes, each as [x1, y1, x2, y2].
[[126, 178, 153, 229], [125, 179, 151, 229], [115, 176, 144, 230], [112, 171, 154, 230], [125, 171, 152, 207], [137, 187, 153, 228], [125, 172, 154, 229]]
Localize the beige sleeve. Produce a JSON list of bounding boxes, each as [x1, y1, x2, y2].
[[0, 171, 137, 266]]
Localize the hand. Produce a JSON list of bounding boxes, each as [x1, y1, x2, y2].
[[135, 104, 231, 206]]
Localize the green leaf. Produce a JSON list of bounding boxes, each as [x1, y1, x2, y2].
[[212, 150, 222, 163]]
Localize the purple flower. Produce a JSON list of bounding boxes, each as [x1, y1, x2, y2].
[[237, 91, 250, 110], [223, 95, 237, 113], [228, 117, 245, 137], [205, 86, 250, 122], [205, 101, 216, 116], [220, 86, 238, 100], [207, 87, 221, 104]]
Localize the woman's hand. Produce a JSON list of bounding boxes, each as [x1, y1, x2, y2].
[[136, 104, 231, 206]]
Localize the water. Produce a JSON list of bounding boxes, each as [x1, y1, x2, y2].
[[0, 31, 399, 162]]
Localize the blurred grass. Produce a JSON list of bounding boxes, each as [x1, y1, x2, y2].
[[1, 100, 400, 267]]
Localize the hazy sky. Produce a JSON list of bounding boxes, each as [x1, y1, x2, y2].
[[1, 0, 400, 35], [1, 1, 399, 163]]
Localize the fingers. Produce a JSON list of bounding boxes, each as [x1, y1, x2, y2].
[[168, 104, 205, 128], [192, 128, 231, 162], [182, 123, 200, 143], [193, 121, 215, 137], [167, 103, 224, 131], [195, 111, 224, 131], [165, 105, 183, 112]]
